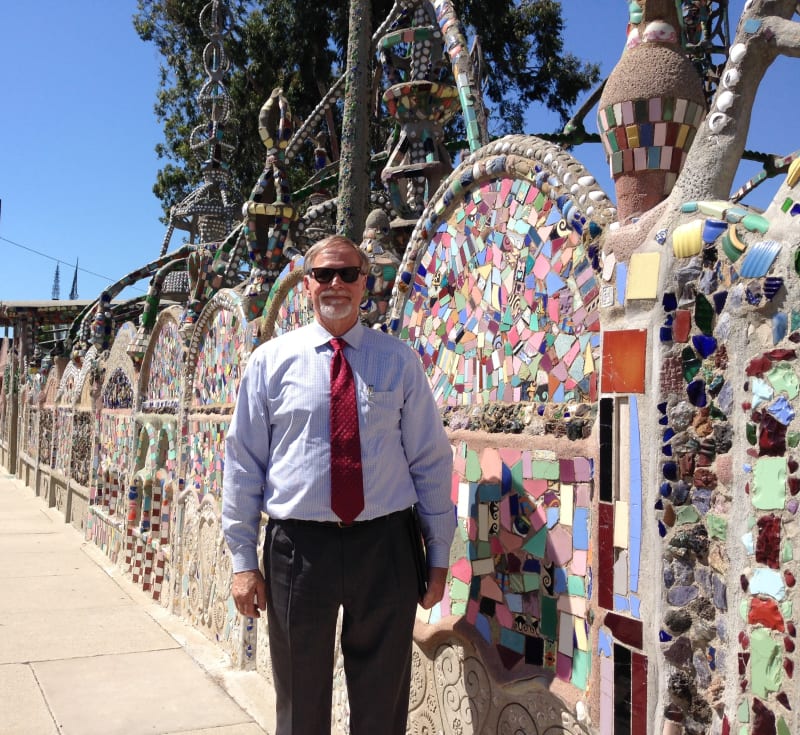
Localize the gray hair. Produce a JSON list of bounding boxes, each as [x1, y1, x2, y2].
[[304, 235, 370, 273]]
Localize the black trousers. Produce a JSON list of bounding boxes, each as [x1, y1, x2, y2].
[[265, 509, 418, 735]]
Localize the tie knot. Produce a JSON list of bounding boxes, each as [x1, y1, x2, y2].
[[330, 337, 347, 353]]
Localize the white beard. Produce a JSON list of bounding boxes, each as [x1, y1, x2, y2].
[[319, 297, 353, 321]]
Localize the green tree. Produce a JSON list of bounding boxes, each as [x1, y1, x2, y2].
[[134, 0, 600, 221]]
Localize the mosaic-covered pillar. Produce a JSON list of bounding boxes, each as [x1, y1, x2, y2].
[[637, 170, 800, 732]]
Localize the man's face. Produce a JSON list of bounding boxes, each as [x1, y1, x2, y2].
[[304, 243, 366, 334]]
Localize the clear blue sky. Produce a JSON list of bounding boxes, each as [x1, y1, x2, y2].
[[1, 1, 795, 303]]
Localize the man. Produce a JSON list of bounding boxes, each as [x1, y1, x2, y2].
[[222, 235, 455, 735]]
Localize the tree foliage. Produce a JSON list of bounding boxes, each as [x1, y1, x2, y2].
[[133, 0, 600, 220]]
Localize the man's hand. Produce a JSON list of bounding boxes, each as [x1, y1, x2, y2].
[[420, 566, 448, 610], [232, 569, 267, 618]]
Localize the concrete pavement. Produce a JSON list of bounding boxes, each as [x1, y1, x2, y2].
[[0, 473, 275, 735]]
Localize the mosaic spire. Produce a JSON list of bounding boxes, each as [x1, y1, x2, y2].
[[158, 0, 240, 257]]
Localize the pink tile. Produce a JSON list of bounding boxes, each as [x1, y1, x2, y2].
[[524, 478, 548, 500], [466, 598, 480, 624], [480, 575, 504, 602], [546, 525, 574, 566], [495, 603, 513, 628], [575, 483, 592, 506], [451, 556, 472, 584], [480, 447, 503, 482], [571, 549, 588, 576], [500, 528, 524, 552], [574, 458, 593, 482], [531, 504, 548, 531], [557, 652, 573, 681]]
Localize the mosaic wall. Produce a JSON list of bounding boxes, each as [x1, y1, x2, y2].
[[185, 419, 228, 497], [263, 257, 311, 339], [21, 402, 36, 457], [190, 303, 249, 408], [397, 139, 614, 729], [739, 348, 798, 734], [103, 367, 134, 410], [89, 325, 137, 564]]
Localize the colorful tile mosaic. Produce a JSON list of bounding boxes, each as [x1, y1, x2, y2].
[[191, 308, 246, 408], [398, 176, 602, 408], [186, 419, 228, 498], [738, 348, 798, 735], [143, 319, 183, 412], [442, 443, 593, 689], [102, 367, 134, 409], [70, 411, 93, 487], [53, 407, 73, 475]]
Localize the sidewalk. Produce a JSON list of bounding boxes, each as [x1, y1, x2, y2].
[[0, 473, 275, 735]]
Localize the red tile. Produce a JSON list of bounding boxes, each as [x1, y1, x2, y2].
[[599, 502, 615, 610], [605, 611, 643, 650], [631, 652, 648, 735]]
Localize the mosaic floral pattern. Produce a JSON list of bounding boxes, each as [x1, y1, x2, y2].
[[440, 444, 593, 689]]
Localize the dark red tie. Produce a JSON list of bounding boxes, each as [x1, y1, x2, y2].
[[329, 338, 364, 523]]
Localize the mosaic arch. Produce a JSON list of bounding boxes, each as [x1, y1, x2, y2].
[[140, 306, 185, 413], [182, 289, 255, 498], [178, 289, 256, 667], [391, 135, 616, 416], [387, 135, 617, 725]]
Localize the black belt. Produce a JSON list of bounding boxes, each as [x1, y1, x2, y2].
[[274, 508, 410, 529]]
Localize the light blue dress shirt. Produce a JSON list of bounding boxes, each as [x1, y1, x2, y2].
[[222, 320, 456, 573]]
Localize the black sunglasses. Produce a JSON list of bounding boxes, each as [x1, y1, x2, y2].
[[309, 266, 364, 284]]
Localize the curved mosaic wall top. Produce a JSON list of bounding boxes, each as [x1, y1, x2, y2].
[[74, 346, 99, 409], [187, 290, 253, 410], [141, 308, 184, 412], [391, 136, 615, 437]]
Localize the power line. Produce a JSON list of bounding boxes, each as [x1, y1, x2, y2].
[[0, 235, 146, 293]]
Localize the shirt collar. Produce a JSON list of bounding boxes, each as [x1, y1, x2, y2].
[[309, 319, 365, 350]]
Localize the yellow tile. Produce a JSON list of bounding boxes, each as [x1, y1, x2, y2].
[[626, 252, 661, 300], [575, 617, 589, 651]]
